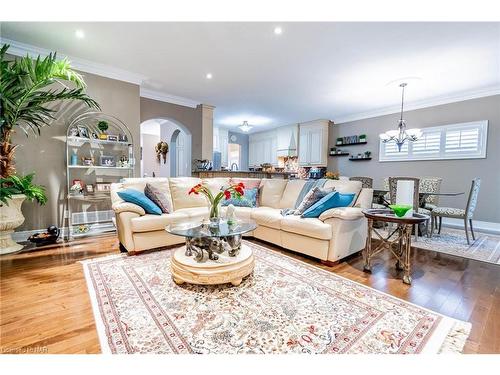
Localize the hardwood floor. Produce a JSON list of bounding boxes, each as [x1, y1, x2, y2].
[[1, 234, 499, 354]]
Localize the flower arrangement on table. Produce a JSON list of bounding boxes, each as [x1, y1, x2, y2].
[[189, 182, 245, 225]]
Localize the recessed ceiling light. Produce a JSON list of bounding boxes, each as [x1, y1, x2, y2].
[[274, 26, 283, 35], [75, 29, 85, 39], [206, 73, 213, 79]]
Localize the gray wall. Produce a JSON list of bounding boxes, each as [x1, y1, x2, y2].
[[327, 95, 500, 223], [140, 97, 204, 163], [142, 133, 161, 177], [13, 71, 141, 231], [228, 131, 249, 170]]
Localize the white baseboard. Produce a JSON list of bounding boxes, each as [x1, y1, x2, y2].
[[442, 218, 500, 235]]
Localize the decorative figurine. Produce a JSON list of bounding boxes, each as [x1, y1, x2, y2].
[[226, 204, 237, 225]]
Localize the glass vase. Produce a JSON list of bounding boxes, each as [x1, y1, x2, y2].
[[209, 202, 221, 228]]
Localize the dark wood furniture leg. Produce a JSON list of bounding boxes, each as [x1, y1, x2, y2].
[[469, 219, 475, 240]]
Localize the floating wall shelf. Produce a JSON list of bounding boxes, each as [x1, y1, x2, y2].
[[349, 157, 372, 161]]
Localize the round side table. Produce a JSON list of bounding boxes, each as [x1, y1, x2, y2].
[[362, 209, 429, 285]]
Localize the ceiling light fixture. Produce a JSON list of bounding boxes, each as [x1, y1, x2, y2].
[[379, 83, 422, 152], [206, 73, 213, 79], [238, 121, 253, 132], [75, 29, 85, 39], [274, 26, 283, 35]]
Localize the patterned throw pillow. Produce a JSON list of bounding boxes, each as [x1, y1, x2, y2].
[[144, 183, 171, 214], [222, 188, 258, 208], [294, 186, 334, 215]]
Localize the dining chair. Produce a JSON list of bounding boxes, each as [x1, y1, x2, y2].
[[349, 176, 373, 189], [430, 178, 481, 245], [419, 177, 443, 229], [419, 177, 443, 210], [388, 177, 431, 240]]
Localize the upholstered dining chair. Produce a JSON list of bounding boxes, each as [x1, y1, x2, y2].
[[419, 177, 443, 229], [349, 176, 373, 189], [430, 178, 481, 245], [388, 177, 431, 240], [419, 177, 443, 210]]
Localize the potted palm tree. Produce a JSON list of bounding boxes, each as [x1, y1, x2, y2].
[[0, 44, 100, 254]]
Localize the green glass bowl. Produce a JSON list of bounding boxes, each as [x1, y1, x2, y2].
[[388, 204, 413, 217]]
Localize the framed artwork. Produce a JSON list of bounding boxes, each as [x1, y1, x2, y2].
[[82, 157, 94, 166], [95, 182, 112, 192], [72, 179, 83, 187], [77, 126, 90, 138], [100, 155, 116, 167], [118, 134, 128, 142], [85, 184, 94, 193]]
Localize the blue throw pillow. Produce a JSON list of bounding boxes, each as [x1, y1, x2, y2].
[[117, 189, 162, 215], [222, 188, 258, 208], [301, 192, 355, 218]]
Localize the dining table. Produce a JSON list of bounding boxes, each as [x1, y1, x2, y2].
[[372, 189, 465, 209]]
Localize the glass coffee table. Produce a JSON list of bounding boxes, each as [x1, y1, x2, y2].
[[165, 220, 257, 286]]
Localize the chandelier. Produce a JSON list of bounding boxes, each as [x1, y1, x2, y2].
[[379, 83, 422, 151], [238, 121, 253, 132]]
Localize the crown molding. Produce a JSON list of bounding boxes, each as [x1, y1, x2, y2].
[[334, 85, 500, 124], [139, 88, 200, 108], [1, 37, 148, 85]]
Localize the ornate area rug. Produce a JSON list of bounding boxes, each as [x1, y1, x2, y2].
[[373, 227, 500, 265], [82, 241, 470, 354]]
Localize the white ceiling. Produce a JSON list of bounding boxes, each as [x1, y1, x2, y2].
[[1, 22, 499, 133]]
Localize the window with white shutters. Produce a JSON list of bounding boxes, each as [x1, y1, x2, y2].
[[379, 121, 487, 162]]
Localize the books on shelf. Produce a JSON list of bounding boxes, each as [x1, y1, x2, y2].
[[336, 135, 367, 145]]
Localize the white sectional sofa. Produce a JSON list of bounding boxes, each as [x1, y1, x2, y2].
[[110, 177, 373, 265]]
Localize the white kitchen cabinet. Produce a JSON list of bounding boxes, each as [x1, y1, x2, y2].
[[249, 130, 278, 167], [298, 120, 329, 167], [276, 124, 298, 157], [213, 127, 229, 167]]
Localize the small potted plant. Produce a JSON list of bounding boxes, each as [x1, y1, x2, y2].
[[98, 120, 109, 140], [364, 151, 372, 159], [336, 137, 343, 145], [359, 134, 367, 143]]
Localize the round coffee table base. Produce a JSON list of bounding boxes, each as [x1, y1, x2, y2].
[[171, 243, 254, 286]]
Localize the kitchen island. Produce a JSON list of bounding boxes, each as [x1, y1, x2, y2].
[[192, 170, 294, 179]]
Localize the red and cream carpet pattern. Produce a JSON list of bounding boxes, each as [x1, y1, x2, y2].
[[82, 241, 470, 354]]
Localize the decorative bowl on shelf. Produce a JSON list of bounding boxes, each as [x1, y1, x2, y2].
[[388, 204, 413, 217]]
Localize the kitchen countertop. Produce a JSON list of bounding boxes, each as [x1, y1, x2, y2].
[[192, 170, 296, 178]]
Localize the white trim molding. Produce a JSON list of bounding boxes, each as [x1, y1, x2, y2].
[[335, 86, 500, 124], [1, 37, 148, 85], [442, 218, 500, 236], [140, 88, 200, 108], [2, 37, 201, 108]]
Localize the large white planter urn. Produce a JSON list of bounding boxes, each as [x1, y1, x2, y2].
[[0, 194, 26, 255]]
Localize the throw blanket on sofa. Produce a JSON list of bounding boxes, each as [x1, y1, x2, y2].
[[281, 179, 327, 216]]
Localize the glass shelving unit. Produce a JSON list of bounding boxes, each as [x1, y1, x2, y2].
[[65, 112, 135, 239]]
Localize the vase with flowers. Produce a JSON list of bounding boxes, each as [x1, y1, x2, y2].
[[189, 182, 245, 227]]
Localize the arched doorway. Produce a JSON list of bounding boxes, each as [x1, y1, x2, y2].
[[139, 118, 192, 177]]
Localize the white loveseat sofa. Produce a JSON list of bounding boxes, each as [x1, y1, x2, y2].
[[110, 177, 373, 264]]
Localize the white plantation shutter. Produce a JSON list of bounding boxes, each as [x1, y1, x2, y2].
[[381, 140, 408, 160], [379, 121, 487, 162], [412, 130, 441, 157]]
